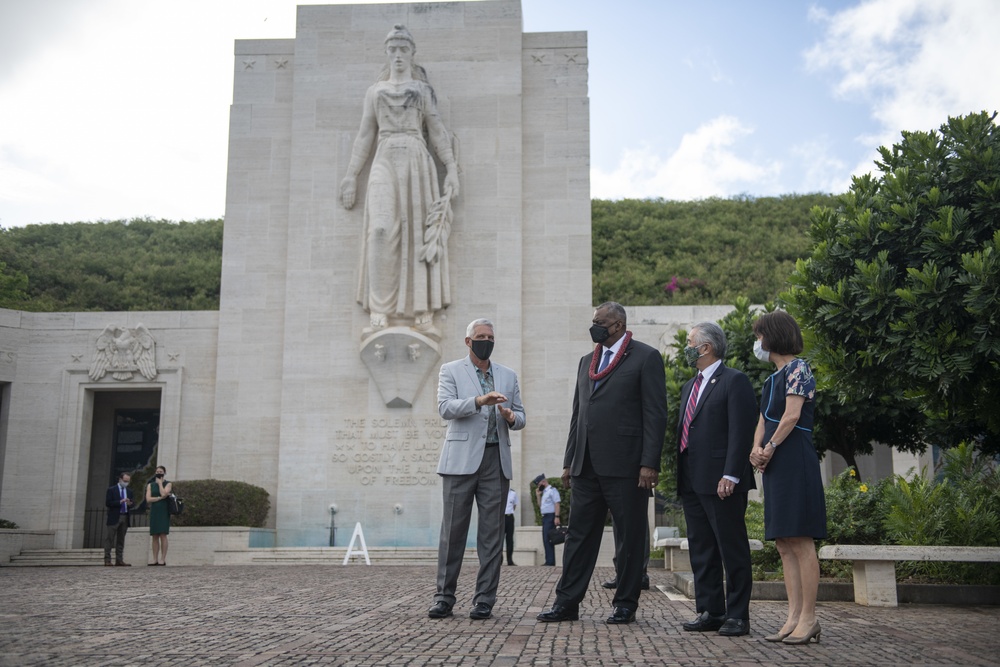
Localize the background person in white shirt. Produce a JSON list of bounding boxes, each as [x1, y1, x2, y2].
[[534, 474, 561, 566], [504, 487, 518, 565]]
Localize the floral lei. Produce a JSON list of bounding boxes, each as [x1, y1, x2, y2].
[[589, 331, 632, 381]]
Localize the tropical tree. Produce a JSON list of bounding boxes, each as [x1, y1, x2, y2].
[[783, 111, 1000, 457], [0, 261, 28, 306]]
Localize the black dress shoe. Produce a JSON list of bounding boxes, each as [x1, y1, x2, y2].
[[606, 606, 636, 624], [601, 578, 618, 589], [718, 618, 750, 636], [469, 603, 492, 620], [428, 601, 453, 619], [536, 604, 579, 622], [682, 611, 725, 632]]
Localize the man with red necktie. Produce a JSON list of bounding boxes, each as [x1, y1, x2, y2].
[[537, 301, 667, 625], [676, 321, 757, 637]]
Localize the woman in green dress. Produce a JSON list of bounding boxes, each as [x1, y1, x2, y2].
[[145, 466, 172, 565]]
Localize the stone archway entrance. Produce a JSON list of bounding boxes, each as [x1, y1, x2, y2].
[[82, 391, 160, 548]]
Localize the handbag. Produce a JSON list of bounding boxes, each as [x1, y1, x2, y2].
[[167, 493, 184, 516], [548, 525, 569, 545]]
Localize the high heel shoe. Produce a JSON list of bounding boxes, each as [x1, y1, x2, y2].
[[782, 621, 821, 645], [763, 629, 792, 642]]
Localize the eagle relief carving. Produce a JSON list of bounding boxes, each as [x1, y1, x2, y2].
[[88, 324, 157, 381]]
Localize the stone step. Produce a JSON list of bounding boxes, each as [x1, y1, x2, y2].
[[240, 547, 470, 565], [7, 549, 106, 566], [5, 547, 477, 567]]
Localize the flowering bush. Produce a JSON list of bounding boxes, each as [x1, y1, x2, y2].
[[824, 468, 891, 546], [662, 275, 709, 299]]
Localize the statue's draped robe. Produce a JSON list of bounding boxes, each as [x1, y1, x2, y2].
[[356, 80, 450, 319]]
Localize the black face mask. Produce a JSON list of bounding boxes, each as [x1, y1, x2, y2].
[[470, 339, 494, 361], [590, 323, 613, 344], [156, 473, 165, 479]]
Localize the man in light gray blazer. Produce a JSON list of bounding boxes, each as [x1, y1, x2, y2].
[[428, 318, 526, 621]]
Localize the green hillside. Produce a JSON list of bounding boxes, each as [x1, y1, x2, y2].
[[0, 194, 835, 312]]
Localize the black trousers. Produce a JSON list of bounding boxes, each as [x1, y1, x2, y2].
[[611, 519, 650, 581], [678, 451, 753, 620], [504, 514, 515, 563], [555, 456, 647, 611]]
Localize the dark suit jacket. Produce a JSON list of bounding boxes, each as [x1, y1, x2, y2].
[[676, 364, 758, 495], [564, 338, 668, 477], [105, 484, 134, 526]]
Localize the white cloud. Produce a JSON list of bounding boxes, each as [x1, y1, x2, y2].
[[789, 138, 851, 194], [806, 0, 1000, 174], [0, 0, 322, 226], [591, 116, 782, 200]]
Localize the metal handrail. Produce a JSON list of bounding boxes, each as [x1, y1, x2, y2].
[[83, 507, 150, 548]]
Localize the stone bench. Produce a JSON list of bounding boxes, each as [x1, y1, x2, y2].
[[653, 533, 763, 572], [818, 544, 1000, 607]]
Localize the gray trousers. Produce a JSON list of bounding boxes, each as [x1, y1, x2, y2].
[[103, 516, 128, 562], [434, 445, 509, 608]]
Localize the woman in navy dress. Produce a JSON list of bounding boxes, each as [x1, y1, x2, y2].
[[749, 311, 826, 645]]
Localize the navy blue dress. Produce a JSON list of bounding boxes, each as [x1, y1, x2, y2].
[[760, 358, 827, 540]]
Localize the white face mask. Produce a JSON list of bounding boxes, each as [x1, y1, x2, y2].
[[753, 339, 770, 362]]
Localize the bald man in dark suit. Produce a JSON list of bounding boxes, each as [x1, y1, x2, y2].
[[537, 302, 667, 625]]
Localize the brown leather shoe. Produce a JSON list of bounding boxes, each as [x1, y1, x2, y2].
[[104, 561, 112, 567], [115, 561, 131, 567]]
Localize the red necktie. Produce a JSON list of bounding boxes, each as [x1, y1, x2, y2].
[[679, 372, 703, 452]]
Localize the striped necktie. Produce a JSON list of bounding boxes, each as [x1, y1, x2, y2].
[[679, 372, 704, 452]]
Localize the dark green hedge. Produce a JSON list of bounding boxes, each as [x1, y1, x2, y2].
[[170, 479, 269, 528]]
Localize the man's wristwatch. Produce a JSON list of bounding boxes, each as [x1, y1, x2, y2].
[[766, 441, 778, 450]]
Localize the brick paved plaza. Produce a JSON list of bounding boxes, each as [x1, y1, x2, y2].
[[1, 564, 997, 666]]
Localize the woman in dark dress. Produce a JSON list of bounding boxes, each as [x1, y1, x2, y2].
[[145, 466, 172, 566], [749, 311, 826, 645]]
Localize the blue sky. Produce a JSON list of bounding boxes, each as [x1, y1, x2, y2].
[[0, 0, 997, 226]]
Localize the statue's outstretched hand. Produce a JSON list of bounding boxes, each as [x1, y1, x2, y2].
[[444, 171, 460, 200], [340, 176, 357, 209]]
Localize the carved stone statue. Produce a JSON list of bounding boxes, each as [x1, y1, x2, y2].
[[340, 24, 460, 339], [88, 324, 157, 381]]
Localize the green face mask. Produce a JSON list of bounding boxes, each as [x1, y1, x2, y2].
[[683, 345, 703, 368]]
